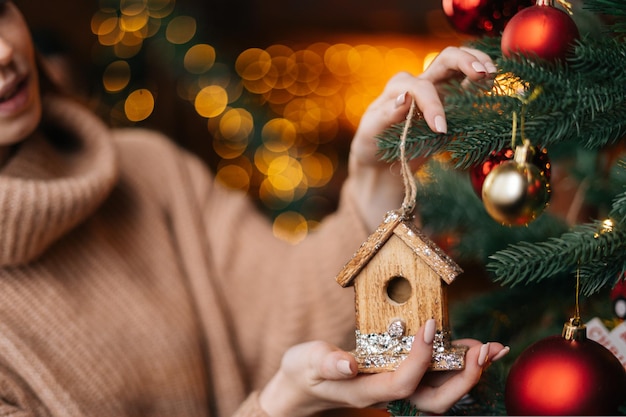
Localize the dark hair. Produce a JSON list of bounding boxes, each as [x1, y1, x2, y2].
[[32, 29, 92, 102], [35, 52, 63, 96]]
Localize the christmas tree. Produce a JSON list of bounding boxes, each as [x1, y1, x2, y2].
[[382, 0, 626, 414]]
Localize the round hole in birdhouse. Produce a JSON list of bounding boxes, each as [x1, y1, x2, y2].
[[386, 276, 411, 304]]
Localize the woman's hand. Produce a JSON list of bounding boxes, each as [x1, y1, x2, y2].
[[258, 319, 509, 417], [348, 46, 497, 231]]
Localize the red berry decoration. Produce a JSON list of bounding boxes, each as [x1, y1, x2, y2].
[[470, 146, 550, 199], [442, 0, 534, 36], [506, 318, 626, 415], [501, 0, 580, 62]]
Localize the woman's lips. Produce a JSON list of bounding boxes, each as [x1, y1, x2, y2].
[[0, 76, 29, 116]]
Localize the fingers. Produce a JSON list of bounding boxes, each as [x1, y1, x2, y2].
[[408, 341, 510, 414], [352, 46, 497, 159], [417, 46, 496, 133], [318, 349, 358, 380], [347, 319, 438, 406], [406, 80, 447, 134], [389, 318, 438, 389], [351, 71, 420, 161], [452, 339, 510, 367], [420, 46, 497, 85], [396, 47, 496, 135], [356, 72, 446, 138], [282, 341, 357, 383], [492, 345, 511, 362], [269, 325, 510, 416]]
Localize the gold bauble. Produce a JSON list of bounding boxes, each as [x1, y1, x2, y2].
[[481, 159, 550, 226]]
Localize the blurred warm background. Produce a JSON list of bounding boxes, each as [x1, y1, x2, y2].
[[18, 0, 471, 245]]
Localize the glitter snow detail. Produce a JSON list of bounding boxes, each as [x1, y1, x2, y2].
[[353, 329, 468, 372]]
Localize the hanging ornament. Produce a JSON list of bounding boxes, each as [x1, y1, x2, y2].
[[442, 0, 534, 36], [505, 317, 626, 415], [481, 143, 550, 226], [501, 0, 580, 62], [470, 146, 551, 199]]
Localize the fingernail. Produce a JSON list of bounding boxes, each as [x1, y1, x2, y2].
[[423, 319, 436, 344], [471, 61, 487, 73], [395, 91, 407, 108], [492, 346, 510, 362], [337, 359, 353, 376], [434, 115, 447, 133], [485, 62, 498, 74], [478, 343, 490, 367]]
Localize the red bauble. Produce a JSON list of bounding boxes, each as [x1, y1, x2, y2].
[[470, 146, 550, 199], [442, 0, 533, 36], [505, 334, 626, 415], [501, 0, 580, 62]]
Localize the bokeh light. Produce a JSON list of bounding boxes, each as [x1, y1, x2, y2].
[[103, 60, 131, 92], [147, 0, 176, 18], [215, 164, 251, 192], [125, 89, 155, 121], [195, 85, 228, 118], [272, 211, 309, 244], [211, 108, 253, 159], [93, 0, 451, 241], [184, 44, 216, 74], [165, 15, 196, 44]]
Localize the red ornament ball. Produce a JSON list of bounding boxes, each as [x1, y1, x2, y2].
[[501, 0, 580, 62], [470, 147, 550, 199], [442, 0, 533, 36], [505, 335, 626, 415]]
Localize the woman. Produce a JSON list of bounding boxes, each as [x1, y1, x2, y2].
[[0, 1, 507, 416]]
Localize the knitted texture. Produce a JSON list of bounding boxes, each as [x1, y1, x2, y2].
[[0, 96, 369, 416]]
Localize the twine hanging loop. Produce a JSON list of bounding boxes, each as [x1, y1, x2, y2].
[[398, 97, 418, 217]]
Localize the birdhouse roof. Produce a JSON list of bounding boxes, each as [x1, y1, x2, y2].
[[335, 210, 463, 287]]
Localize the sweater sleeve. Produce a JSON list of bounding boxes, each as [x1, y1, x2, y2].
[[181, 149, 372, 390], [0, 363, 61, 417], [111, 130, 377, 415]]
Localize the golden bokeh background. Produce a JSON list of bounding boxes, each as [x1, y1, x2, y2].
[[22, 0, 469, 243]]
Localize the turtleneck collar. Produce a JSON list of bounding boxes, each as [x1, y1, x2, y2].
[[0, 96, 119, 266]]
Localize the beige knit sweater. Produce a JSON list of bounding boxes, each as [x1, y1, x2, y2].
[[0, 96, 370, 417]]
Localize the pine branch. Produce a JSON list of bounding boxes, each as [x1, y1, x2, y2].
[[451, 279, 573, 345], [444, 365, 508, 416], [387, 399, 419, 416], [376, 35, 626, 169], [485, 158, 626, 295], [584, 0, 626, 33], [608, 175, 626, 223], [416, 161, 569, 264], [569, 37, 626, 82], [386, 367, 509, 416], [377, 86, 517, 169], [585, 0, 626, 16], [486, 220, 626, 295]]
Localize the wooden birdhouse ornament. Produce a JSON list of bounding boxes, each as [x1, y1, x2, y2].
[[335, 210, 468, 373], [335, 99, 468, 373]]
